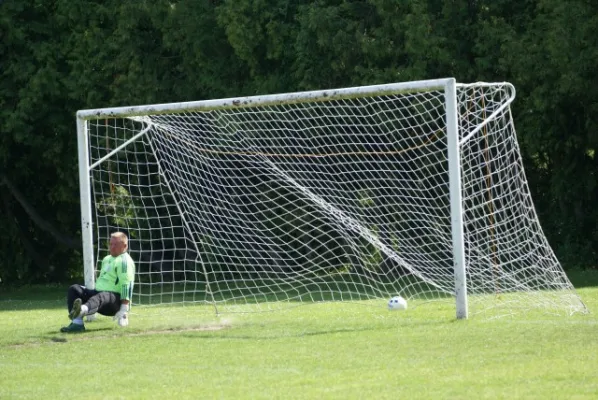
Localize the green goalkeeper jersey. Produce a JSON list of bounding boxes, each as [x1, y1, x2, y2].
[[95, 252, 135, 301]]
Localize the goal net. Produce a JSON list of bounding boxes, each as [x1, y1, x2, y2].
[[76, 78, 586, 318]]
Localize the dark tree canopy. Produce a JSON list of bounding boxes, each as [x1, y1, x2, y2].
[[0, 0, 596, 284]]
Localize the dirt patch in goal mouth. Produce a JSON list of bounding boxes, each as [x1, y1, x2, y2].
[[131, 323, 231, 337], [7, 323, 232, 348]]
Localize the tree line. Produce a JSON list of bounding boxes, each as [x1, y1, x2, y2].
[[1, 0, 596, 284]]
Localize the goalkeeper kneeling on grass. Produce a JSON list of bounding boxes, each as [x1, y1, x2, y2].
[[61, 232, 135, 333]]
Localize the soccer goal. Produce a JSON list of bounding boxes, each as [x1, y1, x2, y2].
[[76, 78, 586, 318]]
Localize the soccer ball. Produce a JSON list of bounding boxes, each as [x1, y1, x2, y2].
[[388, 296, 408, 311]]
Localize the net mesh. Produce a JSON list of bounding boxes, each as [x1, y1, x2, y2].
[[84, 82, 586, 317]]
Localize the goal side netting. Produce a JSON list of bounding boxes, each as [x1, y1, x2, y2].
[[76, 78, 587, 317]]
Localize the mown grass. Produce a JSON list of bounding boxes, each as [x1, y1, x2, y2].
[[0, 272, 597, 399]]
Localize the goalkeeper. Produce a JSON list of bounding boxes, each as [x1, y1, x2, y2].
[[60, 232, 135, 333]]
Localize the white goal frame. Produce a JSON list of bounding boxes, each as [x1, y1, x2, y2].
[[75, 77, 577, 319]]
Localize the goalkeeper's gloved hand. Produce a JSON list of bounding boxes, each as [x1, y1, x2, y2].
[[113, 304, 129, 327]]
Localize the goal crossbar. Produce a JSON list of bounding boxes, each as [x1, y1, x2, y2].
[[77, 79, 453, 120]]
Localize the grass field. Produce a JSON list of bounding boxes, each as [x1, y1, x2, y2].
[[1, 270, 597, 399]]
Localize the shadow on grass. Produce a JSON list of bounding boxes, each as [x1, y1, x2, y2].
[[0, 299, 65, 312], [2, 269, 595, 313], [566, 269, 598, 288], [11, 327, 129, 347], [0, 284, 66, 312]]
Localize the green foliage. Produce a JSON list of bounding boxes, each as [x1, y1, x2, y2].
[[96, 185, 136, 228], [217, 0, 306, 94], [0, 0, 82, 283], [504, 0, 598, 266], [0, 0, 597, 285]]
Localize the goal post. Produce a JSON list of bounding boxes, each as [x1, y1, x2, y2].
[[76, 78, 586, 318], [76, 116, 95, 290], [444, 79, 468, 319]]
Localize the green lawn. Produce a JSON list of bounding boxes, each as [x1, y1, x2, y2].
[[0, 273, 597, 399]]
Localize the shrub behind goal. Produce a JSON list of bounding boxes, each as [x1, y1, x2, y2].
[[76, 78, 586, 318]]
